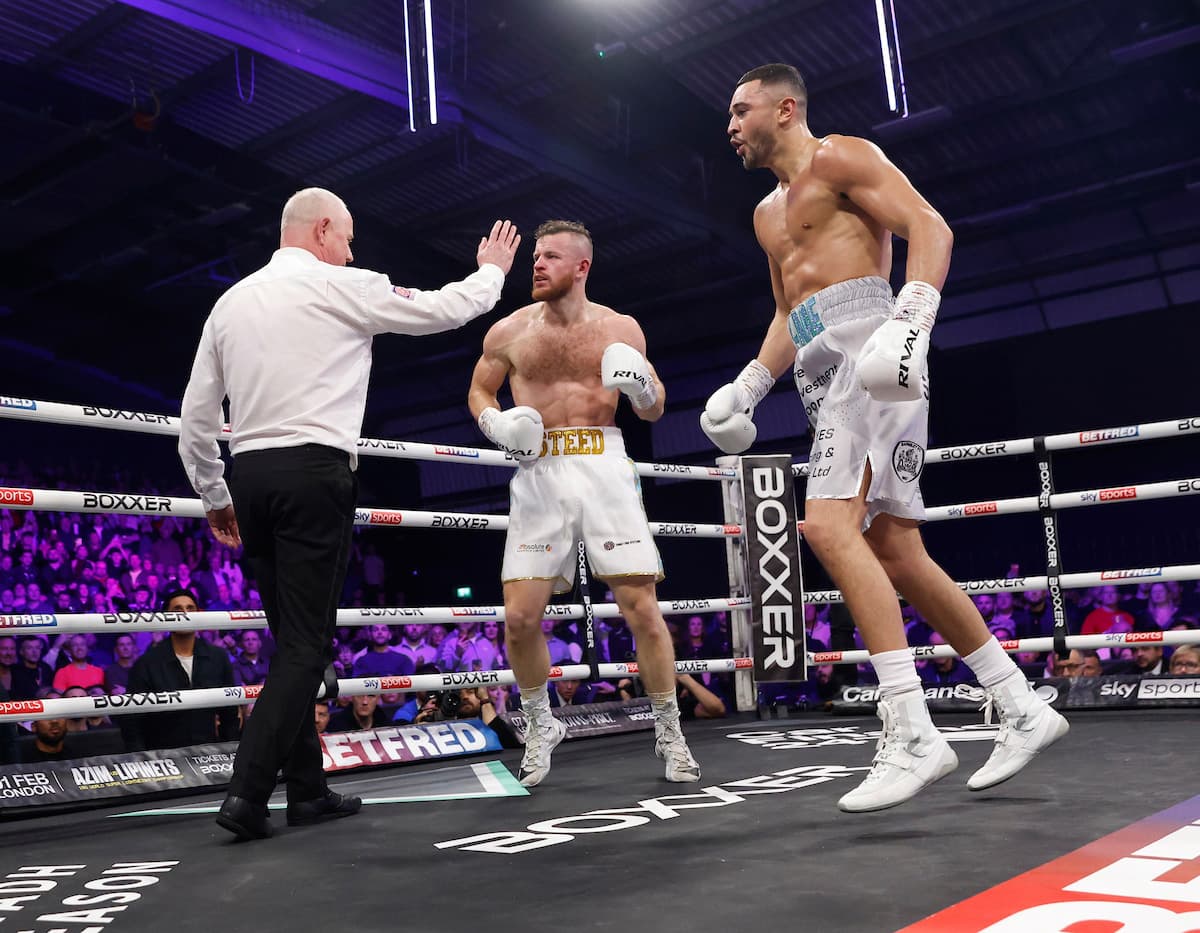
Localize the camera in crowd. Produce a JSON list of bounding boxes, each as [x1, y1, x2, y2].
[[432, 690, 461, 719]]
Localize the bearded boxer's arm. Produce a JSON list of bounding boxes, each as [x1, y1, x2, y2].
[[469, 325, 543, 462], [178, 318, 233, 512]]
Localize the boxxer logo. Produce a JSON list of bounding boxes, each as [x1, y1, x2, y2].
[[1038, 459, 1053, 510], [751, 466, 797, 671]]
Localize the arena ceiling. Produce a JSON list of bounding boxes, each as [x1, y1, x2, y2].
[[1, 0, 1197, 442]]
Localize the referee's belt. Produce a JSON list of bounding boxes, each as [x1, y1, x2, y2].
[[541, 428, 606, 457]]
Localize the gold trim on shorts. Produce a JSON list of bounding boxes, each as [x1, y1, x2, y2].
[[594, 570, 666, 584]]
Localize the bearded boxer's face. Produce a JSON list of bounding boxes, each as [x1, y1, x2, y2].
[[531, 233, 585, 301]]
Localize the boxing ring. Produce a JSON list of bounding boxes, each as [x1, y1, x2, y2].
[[2, 398, 1200, 932]]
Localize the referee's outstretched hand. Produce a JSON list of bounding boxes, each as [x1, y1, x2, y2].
[[476, 219, 521, 275]]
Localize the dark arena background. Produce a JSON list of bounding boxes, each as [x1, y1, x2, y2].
[[1, 2, 1199, 932]]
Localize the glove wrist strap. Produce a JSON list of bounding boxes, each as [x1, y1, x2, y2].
[[736, 359, 775, 409], [894, 281, 940, 333], [478, 407, 501, 444]]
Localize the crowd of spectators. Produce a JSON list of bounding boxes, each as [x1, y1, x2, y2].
[[1, 457, 1198, 765]]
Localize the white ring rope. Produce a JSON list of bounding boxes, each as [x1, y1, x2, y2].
[[812, 629, 1200, 667], [5, 398, 1197, 480], [0, 398, 736, 481], [3, 473, 1199, 540], [0, 657, 754, 724], [5, 563, 1199, 635], [793, 416, 1200, 474]]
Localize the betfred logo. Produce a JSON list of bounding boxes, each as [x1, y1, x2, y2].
[[434, 446, 479, 458], [379, 676, 412, 690], [369, 510, 402, 525], [451, 608, 497, 617], [722, 524, 742, 535], [964, 501, 998, 515], [1125, 631, 1163, 643], [811, 651, 843, 663], [0, 700, 43, 715], [999, 639, 1021, 651], [548, 667, 563, 678], [1079, 426, 1139, 444], [0, 397, 36, 410], [733, 658, 753, 669], [0, 487, 34, 506], [1100, 568, 1162, 580], [229, 611, 264, 621], [0, 614, 56, 628], [1099, 486, 1136, 501]]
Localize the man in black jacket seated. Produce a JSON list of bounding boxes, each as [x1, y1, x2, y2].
[[119, 589, 241, 751]]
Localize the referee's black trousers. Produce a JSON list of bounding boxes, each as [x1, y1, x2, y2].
[[227, 445, 357, 805]]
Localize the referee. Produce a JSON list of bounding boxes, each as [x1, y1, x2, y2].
[[179, 188, 519, 840]]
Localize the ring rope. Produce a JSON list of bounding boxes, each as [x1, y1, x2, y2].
[[5, 398, 1196, 480], [0, 398, 736, 481], [0, 658, 754, 724], [812, 628, 1200, 667], [792, 416, 1200, 474], [4, 473, 1199, 539]]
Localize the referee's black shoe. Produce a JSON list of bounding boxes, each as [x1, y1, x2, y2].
[[287, 790, 362, 827], [216, 795, 272, 841]]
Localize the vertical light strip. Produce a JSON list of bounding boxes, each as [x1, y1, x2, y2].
[[874, 0, 898, 112], [403, 0, 416, 132], [887, 0, 909, 117], [423, 0, 438, 125]]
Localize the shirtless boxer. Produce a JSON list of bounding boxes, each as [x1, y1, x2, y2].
[[468, 220, 699, 787], [702, 64, 1067, 812]]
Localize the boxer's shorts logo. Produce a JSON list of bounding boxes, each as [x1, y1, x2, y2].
[[891, 440, 924, 483]]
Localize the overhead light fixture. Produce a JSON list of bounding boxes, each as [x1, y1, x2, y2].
[[403, 0, 416, 132], [874, 0, 908, 116], [424, 0, 437, 125]]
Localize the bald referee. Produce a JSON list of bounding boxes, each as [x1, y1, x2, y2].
[[179, 188, 520, 840]]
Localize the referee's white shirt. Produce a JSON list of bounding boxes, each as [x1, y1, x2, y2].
[[179, 247, 505, 511]]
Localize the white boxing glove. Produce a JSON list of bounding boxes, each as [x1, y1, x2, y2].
[[601, 342, 658, 410], [699, 359, 775, 455], [478, 406, 544, 462], [858, 281, 940, 402]]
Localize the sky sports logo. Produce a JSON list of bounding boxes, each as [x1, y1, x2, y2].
[[1138, 679, 1200, 699], [0, 397, 37, 410], [0, 488, 34, 506]]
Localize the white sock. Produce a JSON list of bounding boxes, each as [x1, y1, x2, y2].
[[871, 648, 922, 698], [520, 683, 549, 712], [962, 638, 1021, 689]]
